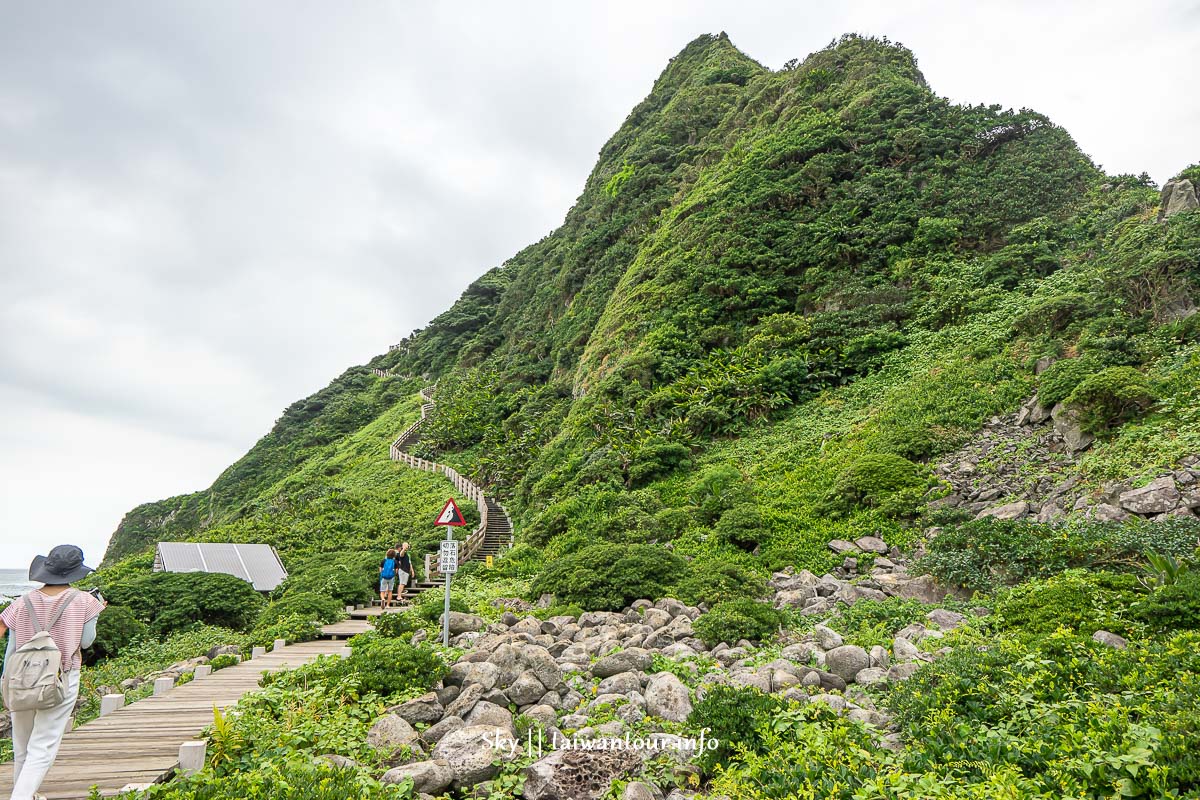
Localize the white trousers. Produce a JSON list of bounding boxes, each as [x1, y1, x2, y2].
[[9, 670, 80, 800]]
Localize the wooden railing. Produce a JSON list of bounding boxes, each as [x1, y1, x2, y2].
[[388, 385, 500, 578]]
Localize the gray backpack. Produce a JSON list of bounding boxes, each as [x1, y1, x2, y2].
[[1, 590, 78, 712]]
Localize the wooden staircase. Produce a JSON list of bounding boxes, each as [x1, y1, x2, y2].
[[380, 381, 514, 597]]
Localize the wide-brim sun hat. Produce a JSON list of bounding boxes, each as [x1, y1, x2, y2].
[[29, 544, 95, 584]]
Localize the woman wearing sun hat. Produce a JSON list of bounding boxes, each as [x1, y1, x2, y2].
[[0, 545, 105, 800]]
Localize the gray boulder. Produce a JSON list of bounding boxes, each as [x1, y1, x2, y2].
[[464, 701, 515, 734], [381, 760, 454, 794], [432, 725, 519, 788], [854, 536, 888, 554], [892, 637, 921, 663], [854, 667, 888, 686], [813, 624, 843, 650], [975, 500, 1029, 521], [825, 645, 870, 682], [1092, 630, 1128, 649], [507, 670, 547, 706], [1052, 403, 1095, 452], [445, 612, 486, 635], [523, 748, 644, 800], [367, 714, 418, 752], [1159, 178, 1199, 221], [623, 781, 665, 800], [419, 715, 465, 745], [828, 539, 859, 554], [926, 609, 966, 631], [1119, 477, 1181, 515], [645, 672, 692, 722], [390, 692, 444, 725], [592, 648, 653, 678]]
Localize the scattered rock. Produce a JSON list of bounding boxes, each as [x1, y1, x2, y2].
[[827, 539, 859, 555], [1092, 630, 1128, 650], [825, 646, 870, 682], [853, 536, 888, 554], [592, 649, 653, 678], [1118, 477, 1181, 515], [432, 725, 519, 788], [381, 760, 454, 794], [367, 714, 418, 752], [975, 500, 1029, 521], [925, 609, 966, 631], [644, 672, 693, 722], [524, 748, 644, 800]]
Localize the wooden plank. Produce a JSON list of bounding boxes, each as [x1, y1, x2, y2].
[[0, 623, 366, 799]]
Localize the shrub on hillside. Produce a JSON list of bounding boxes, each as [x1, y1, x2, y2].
[[346, 638, 448, 698], [1036, 356, 1100, 406], [1064, 365, 1156, 432], [687, 685, 783, 773], [918, 517, 1200, 592], [675, 562, 768, 607], [248, 613, 322, 648], [274, 551, 381, 606], [103, 572, 265, 634], [994, 570, 1141, 636], [822, 453, 926, 516], [371, 610, 424, 639], [85, 605, 149, 664], [530, 543, 685, 611], [693, 598, 784, 646], [1134, 570, 1200, 632], [713, 502, 765, 549], [256, 592, 344, 629]]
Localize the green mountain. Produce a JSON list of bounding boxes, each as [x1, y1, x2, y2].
[[104, 32, 1199, 575], [86, 31, 1200, 798]]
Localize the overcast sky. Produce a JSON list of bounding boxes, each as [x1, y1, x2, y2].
[[2, 1, 1197, 572]]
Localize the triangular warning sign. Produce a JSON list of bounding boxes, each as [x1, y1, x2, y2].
[[435, 498, 467, 527]]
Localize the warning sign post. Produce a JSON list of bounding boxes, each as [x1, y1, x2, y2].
[[434, 498, 467, 645]]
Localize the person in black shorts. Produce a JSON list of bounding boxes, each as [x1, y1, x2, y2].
[[394, 542, 414, 601]]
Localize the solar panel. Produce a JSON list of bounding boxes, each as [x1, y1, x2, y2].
[[155, 542, 287, 591]]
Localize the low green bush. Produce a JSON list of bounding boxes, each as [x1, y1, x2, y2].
[[103, 572, 266, 634], [136, 757, 409, 799], [822, 453, 926, 517], [209, 653, 240, 671], [675, 562, 768, 606], [530, 543, 686, 611], [1064, 365, 1156, 432], [85, 605, 149, 664], [687, 685, 783, 773], [918, 516, 1200, 592], [993, 569, 1141, 636], [274, 551, 381, 606], [693, 598, 784, 646], [371, 611, 424, 638], [412, 592, 468, 623], [249, 613, 322, 648], [1134, 569, 1200, 632], [346, 638, 449, 699], [257, 592, 345, 629], [1037, 356, 1099, 406], [888, 631, 1200, 797], [713, 503, 765, 549]]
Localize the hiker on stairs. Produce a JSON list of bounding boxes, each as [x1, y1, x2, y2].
[[394, 543, 413, 602], [0, 545, 105, 800], [379, 549, 399, 610]]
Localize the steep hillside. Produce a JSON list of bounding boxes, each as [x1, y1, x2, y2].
[[79, 31, 1200, 799]]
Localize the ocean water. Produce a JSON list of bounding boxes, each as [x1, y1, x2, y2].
[[0, 568, 37, 603]]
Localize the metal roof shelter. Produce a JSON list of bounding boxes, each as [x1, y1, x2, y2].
[[154, 542, 288, 592]]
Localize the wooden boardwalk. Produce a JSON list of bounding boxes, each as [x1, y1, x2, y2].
[[0, 621, 371, 799]]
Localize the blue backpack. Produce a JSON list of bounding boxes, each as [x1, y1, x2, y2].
[[381, 558, 397, 580]]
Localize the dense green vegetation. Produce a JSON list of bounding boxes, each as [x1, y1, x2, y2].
[[37, 29, 1198, 799]]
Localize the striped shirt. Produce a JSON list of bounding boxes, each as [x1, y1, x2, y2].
[[1, 589, 105, 671]]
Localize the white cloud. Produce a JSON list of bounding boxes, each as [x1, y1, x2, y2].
[[2, 0, 1197, 568]]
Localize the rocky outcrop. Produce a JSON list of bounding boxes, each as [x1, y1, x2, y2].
[[1158, 178, 1199, 222], [931, 396, 1200, 525]]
